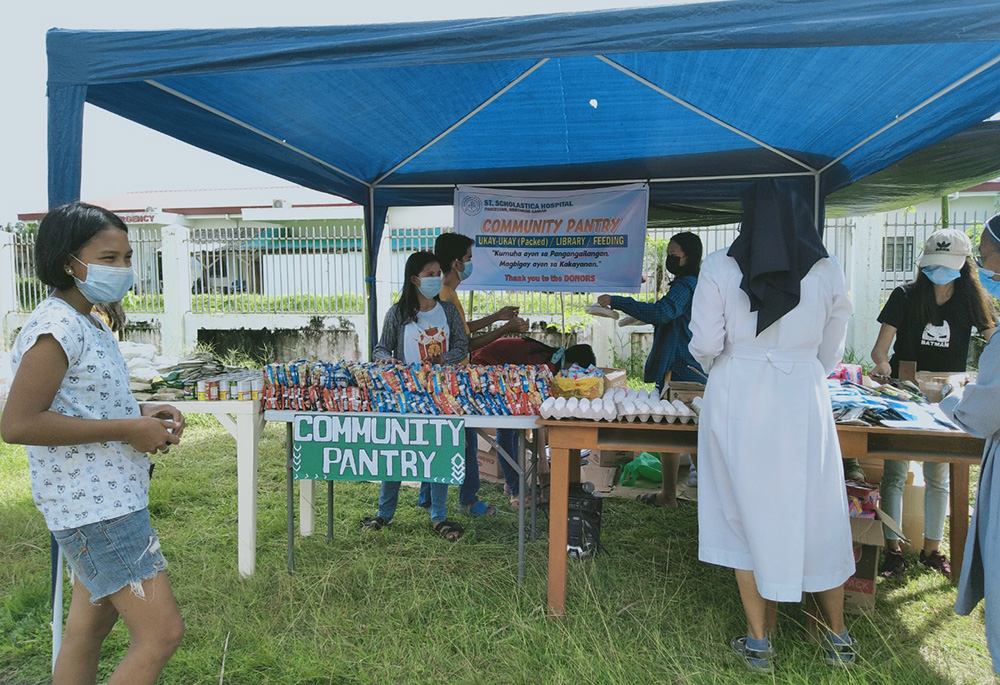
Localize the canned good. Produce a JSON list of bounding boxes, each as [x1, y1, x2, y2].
[[196, 380, 207, 402], [251, 378, 263, 400], [206, 380, 220, 401], [238, 380, 252, 401], [219, 384, 229, 400]]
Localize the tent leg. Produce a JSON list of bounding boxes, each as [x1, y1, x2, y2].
[[51, 542, 63, 673]]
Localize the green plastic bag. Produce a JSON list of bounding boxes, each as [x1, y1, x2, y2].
[[619, 452, 662, 486]]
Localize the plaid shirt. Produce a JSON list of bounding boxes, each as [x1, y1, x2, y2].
[[610, 275, 704, 386]]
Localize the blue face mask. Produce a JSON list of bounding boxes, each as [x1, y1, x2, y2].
[[979, 267, 1000, 299], [921, 265, 961, 285], [458, 259, 474, 281], [72, 255, 134, 304], [417, 275, 442, 299]]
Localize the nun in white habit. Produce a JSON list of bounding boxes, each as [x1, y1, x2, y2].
[[688, 179, 857, 670]]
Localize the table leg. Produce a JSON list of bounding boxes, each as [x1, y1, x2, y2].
[[949, 462, 970, 584], [517, 430, 526, 583], [236, 412, 262, 577], [530, 431, 540, 540], [547, 447, 580, 617], [286, 423, 294, 574], [327, 482, 334, 542]]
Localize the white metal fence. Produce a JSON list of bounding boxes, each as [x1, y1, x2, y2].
[[8, 223, 367, 316], [188, 223, 365, 314], [5, 212, 985, 359], [879, 210, 991, 301], [127, 226, 165, 313]]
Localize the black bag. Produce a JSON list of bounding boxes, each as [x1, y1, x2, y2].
[[566, 484, 602, 559]]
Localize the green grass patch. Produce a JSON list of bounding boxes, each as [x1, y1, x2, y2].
[[0, 423, 993, 684]]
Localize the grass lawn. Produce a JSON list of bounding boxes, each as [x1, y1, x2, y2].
[[1, 415, 995, 684]]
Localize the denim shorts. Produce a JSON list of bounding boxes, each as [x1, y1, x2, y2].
[[52, 508, 168, 603]]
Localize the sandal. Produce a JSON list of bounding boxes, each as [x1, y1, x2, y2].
[[360, 516, 389, 531], [460, 500, 498, 517], [432, 520, 465, 542], [637, 492, 668, 507], [509, 492, 549, 509]]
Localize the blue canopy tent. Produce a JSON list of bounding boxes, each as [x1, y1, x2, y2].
[[46, 0, 1000, 352], [39, 0, 1000, 662]]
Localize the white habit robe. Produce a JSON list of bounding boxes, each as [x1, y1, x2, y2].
[[689, 250, 855, 601]]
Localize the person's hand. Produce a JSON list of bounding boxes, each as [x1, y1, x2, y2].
[[504, 317, 529, 333], [871, 362, 892, 379], [597, 295, 612, 308], [141, 403, 186, 440], [495, 306, 519, 321], [126, 417, 181, 454]]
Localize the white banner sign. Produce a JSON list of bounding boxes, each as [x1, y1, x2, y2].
[[453, 184, 648, 292]]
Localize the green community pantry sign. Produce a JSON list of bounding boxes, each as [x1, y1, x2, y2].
[[292, 414, 466, 484]]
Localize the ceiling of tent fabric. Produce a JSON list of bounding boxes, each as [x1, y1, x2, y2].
[[647, 121, 1000, 228], [47, 0, 1000, 212]]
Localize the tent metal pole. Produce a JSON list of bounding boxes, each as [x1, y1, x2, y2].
[[814, 172, 822, 236], [595, 55, 817, 173], [366, 185, 377, 360], [819, 52, 1000, 174], [373, 59, 549, 186], [144, 79, 371, 188], [380, 171, 814, 190]]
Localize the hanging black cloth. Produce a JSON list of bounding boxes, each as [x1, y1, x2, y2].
[[728, 178, 828, 336]]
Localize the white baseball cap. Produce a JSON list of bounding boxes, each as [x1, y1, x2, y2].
[[918, 228, 971, 270]]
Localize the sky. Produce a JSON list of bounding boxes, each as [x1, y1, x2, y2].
[[0, 0, 705, 225]]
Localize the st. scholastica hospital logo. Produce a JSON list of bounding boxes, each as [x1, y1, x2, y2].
[[461, 194, 484, 216]]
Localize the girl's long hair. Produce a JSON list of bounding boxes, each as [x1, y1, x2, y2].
[[398, 251, 439, 324], [670, 231, 703, 279], [911, 257, 997, 331]]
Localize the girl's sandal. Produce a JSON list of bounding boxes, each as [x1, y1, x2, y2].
[[432, 520, 465, 542], [460, 500, 498, 517], [360, 516, 389, 531]]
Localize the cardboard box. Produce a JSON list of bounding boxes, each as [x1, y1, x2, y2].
[[844, 507, 906, 616], [476, 449, 504, 482], [665, 381, 705, 404], [602, 368, 627, 392], [477, 428, 497, 454], [591, 449, 633, 467], [900, 482, 925, 553], [580, 462, 617, 493]]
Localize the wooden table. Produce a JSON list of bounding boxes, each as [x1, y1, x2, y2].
[[540, 419, 985, 617]]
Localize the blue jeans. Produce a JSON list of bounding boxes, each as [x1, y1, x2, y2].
[[880, 459, 950, 541], [496, 429, 521, 496], [380, 481, 448, 523], [419, 427, 480, 508]]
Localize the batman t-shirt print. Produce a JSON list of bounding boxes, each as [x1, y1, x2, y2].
[[877, 282, 973, 375]]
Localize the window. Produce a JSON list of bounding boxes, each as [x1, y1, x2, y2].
[[883, 236, 915, 272]]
